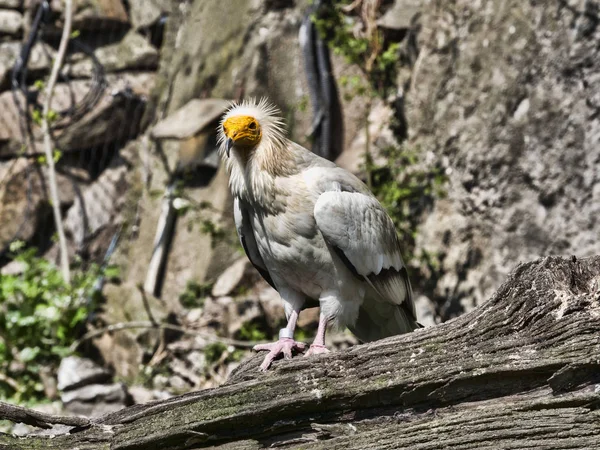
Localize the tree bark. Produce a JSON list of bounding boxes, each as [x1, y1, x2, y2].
[[1, 256, 599, 449]]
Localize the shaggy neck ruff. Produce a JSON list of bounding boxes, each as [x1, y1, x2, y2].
[[218, 99, 298, 205]]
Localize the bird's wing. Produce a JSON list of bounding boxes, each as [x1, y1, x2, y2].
[[233, 197, 277, 291], [313, 190, 416, 319]]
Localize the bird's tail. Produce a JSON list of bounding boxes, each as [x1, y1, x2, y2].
[[348, 297, 421, 343]]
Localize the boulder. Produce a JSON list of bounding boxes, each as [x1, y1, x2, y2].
[[0, 9, 23, 36], [151, 98, 231, 141], [0, 73, 154, 155], [128, 386, 171, 405], [377, 0, 422, 31], [0, 0, 22, 9], [57, 356, 112, 392], [61, 383, 129, 417], [51, 73, 154, 151], [66, 31, 159, 78], [0, 41, 53, 91], [63, 156, 128, 247], [0, 158, 87, 251], [211, 258, 256, 297], [127, 0, 169, 30], [28, 0, 129, 31]]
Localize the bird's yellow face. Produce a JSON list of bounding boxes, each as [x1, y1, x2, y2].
[[222, 115, 262, 155]]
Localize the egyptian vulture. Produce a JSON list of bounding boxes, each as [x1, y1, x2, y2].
[[219, 98, 420, 370]]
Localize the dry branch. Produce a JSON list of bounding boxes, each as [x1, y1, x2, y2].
[[0, 403, 89, 430], [40, 0, 73, 283], [1, 256, 599, 449]]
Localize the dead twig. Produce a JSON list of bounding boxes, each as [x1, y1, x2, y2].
[[137, 283, 159, 326], [0, 401, 90, 430], [70, 321, 262, 352], [41, 0, 73, 284], [0, 373, 20, 391]]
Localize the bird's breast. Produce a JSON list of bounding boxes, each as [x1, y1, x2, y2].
[[251, 206, 333, 299]]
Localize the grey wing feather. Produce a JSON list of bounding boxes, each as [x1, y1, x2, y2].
[[233, 197, 277, 291], [314, 191, 417, 321]]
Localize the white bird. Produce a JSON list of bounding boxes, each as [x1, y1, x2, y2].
[[218, 98, 420, 370]]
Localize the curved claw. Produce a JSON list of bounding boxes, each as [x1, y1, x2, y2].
[[253, 338, 307, 371]]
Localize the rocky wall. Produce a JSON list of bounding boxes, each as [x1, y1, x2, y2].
[[407, 0, 600, 316], [0, 0, 167, 261]]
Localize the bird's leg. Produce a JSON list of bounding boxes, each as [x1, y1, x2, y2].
[[305, 313, 331, 356], [253, 309, 307, 371]]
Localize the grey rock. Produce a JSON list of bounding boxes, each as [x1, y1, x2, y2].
[[31, 0, 129, 31], [53, 73, 154, 151], [198, 294, 266, 339], [0, 9, 22, 35], [151, 98, 231, 140], [128, 0, 169, 29], [128, 386, 172, 405], [64, 157, 128, 247], [170, 358, 202, 387], [57, 356, 112, 391], [11, 423, 33, 437], [211, 258, 253, 297], [66, 31, 159, 77], [153, 374, 169, 390], [0, 73, 154, 153], [414, 295, 436, 328], [0, 260, 25, 276], [0, 159, 88, 252], [61, 383, 129, 417], [408, 0, 600, 316], [0, 41, 53, 90], [0, 0, 22, 9], [168, 375, 190, 391], [64, 400, 125, 418], [377, 0, 422, 30], [199, 296, 234, 336], [185, 307, 204, 325], [186, 351, 207, 373], [61, 382, 128, 404]]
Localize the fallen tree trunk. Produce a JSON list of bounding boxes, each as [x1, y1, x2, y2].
[[1, 256, 599, 449]]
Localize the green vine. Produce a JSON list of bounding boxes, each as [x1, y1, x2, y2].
[[312, 1, 401, 97]]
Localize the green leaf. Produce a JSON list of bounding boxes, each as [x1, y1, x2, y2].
[[31, 109, 42, 126], [9, 240, 25, 253], [52, 149, 62, 163], [33, 80, 45, 91], [46, 110, 58, 124], [0, 244, 121, 401], [103, 265, 120, 280], [18, 347, 40, 363]]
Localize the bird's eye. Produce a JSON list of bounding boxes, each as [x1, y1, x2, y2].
[[248, 122, 257, 130]]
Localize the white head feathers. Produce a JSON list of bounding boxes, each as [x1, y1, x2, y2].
[[217, 98, 297, 204], [217, 97, 287, 156]]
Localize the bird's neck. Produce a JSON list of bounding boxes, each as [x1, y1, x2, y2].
[[226, 137, 298, 206]]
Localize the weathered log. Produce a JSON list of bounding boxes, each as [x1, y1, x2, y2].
[[1, 256, 599, 449]]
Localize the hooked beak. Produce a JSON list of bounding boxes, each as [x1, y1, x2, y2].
[[226, 138, 234, 157]]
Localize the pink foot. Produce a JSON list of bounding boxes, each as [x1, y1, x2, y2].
[[253, 338, 307, 371], [305, 344, 330, 357]]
